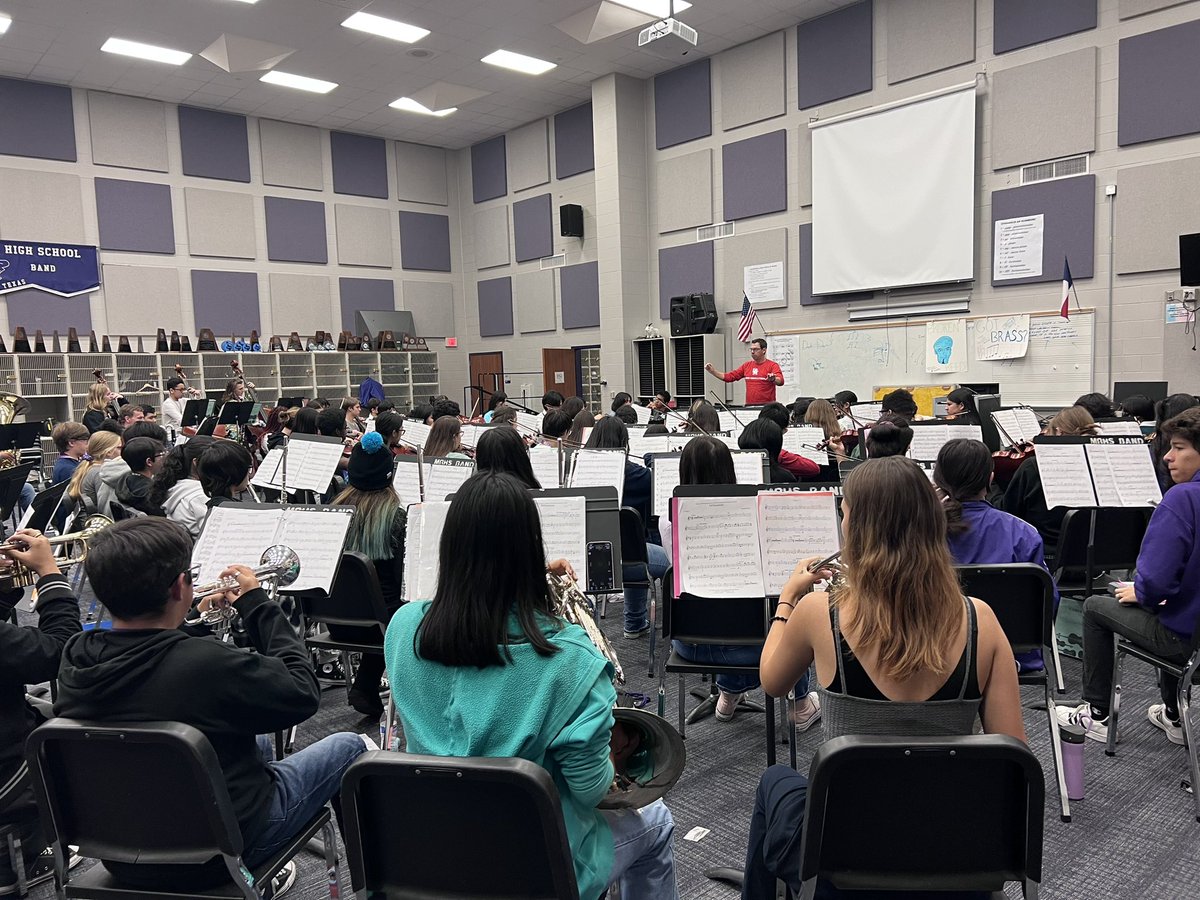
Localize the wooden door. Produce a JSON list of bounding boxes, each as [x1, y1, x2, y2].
[[541, 348, 577, 400], [468, 351, 504, 417]]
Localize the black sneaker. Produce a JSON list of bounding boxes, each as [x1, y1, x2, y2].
[[0, 846, 82, 895], [269, 860, 296, 898]]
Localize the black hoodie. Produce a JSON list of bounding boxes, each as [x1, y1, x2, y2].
[[53, 588, 319, 843]]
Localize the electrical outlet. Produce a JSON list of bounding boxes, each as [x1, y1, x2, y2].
[[1185, 289, 1196, 302]]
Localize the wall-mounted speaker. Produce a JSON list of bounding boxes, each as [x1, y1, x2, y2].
[[669, 293, 717, 335], [560, 203, 584, 238]]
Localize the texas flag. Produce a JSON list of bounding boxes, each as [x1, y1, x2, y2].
[[1060, 258, 1076, 320]]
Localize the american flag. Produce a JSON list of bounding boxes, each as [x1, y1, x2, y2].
[[737, 294, 757, 343]]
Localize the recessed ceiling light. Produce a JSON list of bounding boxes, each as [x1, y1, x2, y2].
[[101, 37, 192, 65], [481, 49, 556, 75], [260, 70, 337, 94], [224, 0, 259, 4], [389, 97, 456, 117], [609, 0, 692, 16], [0, 15, 11, 34], [342, 11, 429, 43]]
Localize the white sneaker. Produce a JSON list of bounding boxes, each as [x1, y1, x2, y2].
[[793, 692, 822, 733], [269, 861, 297, 898], [714, 690, 742, 722], [1148, 704, 1185, 746], [1055, 703, 1110, 744]]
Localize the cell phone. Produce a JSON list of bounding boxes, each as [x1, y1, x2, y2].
[[586, 541, 614, 592]]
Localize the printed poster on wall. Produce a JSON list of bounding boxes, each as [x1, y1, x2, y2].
[[743, 261, 785, 304], [993, 215, 1044, 281], [974, 314, 1030, 361], [0, 240, 101, 297], [925, 319, 967, 374]]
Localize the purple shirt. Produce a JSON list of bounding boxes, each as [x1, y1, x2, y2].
[[1135, 470, 1200, 639], [948, 501, 1058, 603]]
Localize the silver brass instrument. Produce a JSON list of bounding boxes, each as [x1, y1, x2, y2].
[[0, 514, 114, 588], [548, 572, 624, 684], [0, 393, 30, 426], [196, 545, 301, 641], [808, 550, 846, 595]]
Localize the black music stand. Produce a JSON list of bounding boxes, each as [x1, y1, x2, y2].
[[26, 480, 71, 534], [0, 423, 45, 453], [531, 486, 623, 593], [277, 397, 307, 408], [180, 398, 214, 430], [0, 461, 37, 531], [217, 401, 259, 426]]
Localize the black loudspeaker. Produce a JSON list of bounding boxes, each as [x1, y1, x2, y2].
[[669, 293, 718, 336], [669, 296, 689, 336], [560, 203, 584, 238]]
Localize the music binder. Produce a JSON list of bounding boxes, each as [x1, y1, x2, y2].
[[1034, 435, 1161, 509]]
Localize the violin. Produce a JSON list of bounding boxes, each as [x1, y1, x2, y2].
[[991, 442, 1035, 489]]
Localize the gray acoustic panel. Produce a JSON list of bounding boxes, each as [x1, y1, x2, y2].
[[403, 280, 455, 337], [474, 205, 511, 270], [264, 197, 328, 264], [330, 131, 388, 199], [178, 106, 250, 183], [799, 223, 872, 305], [102, 264, 183, 333], [0, 169, 86, 244], [994, 0, 1097, 54], [477, 276, 514, 337], [658, 241, 714, 320], [797, 1, 873, 109], [87, 91, 168, 172], [191, 270, 261, 336], [3, 288, 91, 333], [1118, 20, 1200, 147], [507, 119, 551, 192], [991, 175, 1096, 286], [471, 136, 507, 203], [513, 193, 553, 262], [561, 260, 600, 330], [720, 227, 788, 312], [720, 32, 786, 131], [1120, 0, 1195, 17], [395, 141, 448, 205], [268, 273, 333, 335], [335, 204, 393, 268], [185, 188, 256, 260], [399, 211, 452, 272], [654, 59, 712, 150], [722, 130, 787, 222], [886, 0, 975, 84], [0, 77, 76, 162], [555, 102, 595, 179], [992, 47, 1097, 171], [1116, 157, 1200, 274], [339, 277, 396, 332], [94, 178, 175, 254], [516, 269, 557, 334], [259, 119, 324, 191], [656, 149, 712, 234]]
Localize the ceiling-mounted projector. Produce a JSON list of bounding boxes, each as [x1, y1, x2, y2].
[[638, 18, 698, 58]]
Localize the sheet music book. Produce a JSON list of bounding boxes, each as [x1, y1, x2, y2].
[[402, 421, 432, 450], [1095, 419, 1144, 437], [666, 433, 698, 451], [633, 405, 652, 425], [402, 501, 451, 601], [628, 435, 671, 464], [1035, 443, 1097, 508], [1085, 439, 1162, 508], [568, 449, 627, 506], [423, 457, 475, 500], [648, 450, 767, 518], [529, 444, 562, 488], [392, 455, 423, 507], [459, 424, 487, 450], [251, 436, 345, 494], [852, 402, 884, 422], [533, 495, 587, 579], [756, 492, 842, 596], [718, 410, 746, 435], [192, 503, 353, 593], [906, 424, 983, 461], [781, 426, 830, 465], [991, 408, 1042, 445], [515, 411, 544, 435]]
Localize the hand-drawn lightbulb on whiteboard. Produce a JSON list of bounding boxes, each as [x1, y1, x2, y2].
[[933, 335, 954, 365]]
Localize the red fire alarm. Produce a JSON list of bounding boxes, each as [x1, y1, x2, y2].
[[444, 337, 458, 348]]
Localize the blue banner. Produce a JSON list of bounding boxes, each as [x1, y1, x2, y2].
[[0, 240, 101, 298]]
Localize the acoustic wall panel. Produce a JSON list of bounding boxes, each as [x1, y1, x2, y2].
[[399, 211, 452, 272], [471, 136, 507, 203], [403, 281, 455, 337], [513, 193, 553, 263], [330, 131, 388, 199], [993, 0, 1097, 54], [886, 0, 975, 84], [185, 188, 256, 260], [797, 123, 812, 208], [0, 169, 86, 244], [477, 276, 514, 337], [797, 1, 873, 109], [1120, 0, 1195, 17], [799, 223, 872, 305], [335, 204, 393, 268], [395, 141, 448, 205], [516, 270, 557, 334], [658, 241, 714, 320], [654, 59, 712, 150], [3, 288, 91, 333], [338, 277, 396, 332], [720, 228, 788, 312], [722, 130, 787, 222], [1118, 20, 1200, 147], [94, 178, 175, 254], [87, 92, 168, 172], [720, 32, 786, 131], [992, 47, 1097, 171], [191, 270, 261, 336], [264, 197, 328, 264], [268, 273, 332, 335], [990, 175, 1096, 286], [1115, 158, 1200, 274], [259, 119, 324, 191], [102, 265, 183, 333], [178, 106, 251, 183], [554, 103, 595, 179], [0, 77, 76, 162], [507, 120, 551, 192], [561, 261, 600, 330], [656, 149, 712, 234], [474, 205, 511, 270]]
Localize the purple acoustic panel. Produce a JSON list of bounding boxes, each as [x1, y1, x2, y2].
[[1118, 19, 1200, 147], [399, 211, 452, 272], [471, 136, 507, 203], [555, 102, 595, 179], [94, 178, 175, 254], [513, 193, 553, 263], [560, 261, 600, 330], [991, 176, 1095, 286], [338, 277, 396, 331], [477, 276, 514, 337], [264, 197, 328, 264], [799, 223, 872, 305], [994, 0, 1097, 54], [797, 1, 873, 110], [0, 78, 76, 161], [190, 270, 260, 335], [658, 241, 714, 320], [178, 106, 251, 182], [722, 130, 787, 222], [654, 59, 712, 150], [4, 288, 91, 333], [330, 131, 388, 199]]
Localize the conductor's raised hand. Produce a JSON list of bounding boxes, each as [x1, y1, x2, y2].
[[704, 363, 717, 376]]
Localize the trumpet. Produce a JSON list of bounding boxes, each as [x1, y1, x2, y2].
[[0, 515, 113, 588], [195, 545, 301, 641]]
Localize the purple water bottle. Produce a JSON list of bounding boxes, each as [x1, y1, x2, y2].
[[1060, 728, 1086, 800]]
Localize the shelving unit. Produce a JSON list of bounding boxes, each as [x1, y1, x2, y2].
[[633, 337, 668, 402], [669, 333, 727, 406]]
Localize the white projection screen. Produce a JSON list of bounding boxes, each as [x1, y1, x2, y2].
[[810, 83, 977, 295]]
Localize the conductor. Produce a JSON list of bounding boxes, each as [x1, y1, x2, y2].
[[704, 338, 783, 406]]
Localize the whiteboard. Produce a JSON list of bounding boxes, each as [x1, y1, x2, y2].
[[770, 311, 1094, 407]]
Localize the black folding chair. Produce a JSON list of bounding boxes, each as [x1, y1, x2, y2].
[[26, 719, 339, 899], [342, 751, 586, 900], [301, 551, 390, 700], [0, 762, 35, 897], [619, 506, 658, 676], [796, 735, 1044, 899], [1052, 508, 1150, 600]]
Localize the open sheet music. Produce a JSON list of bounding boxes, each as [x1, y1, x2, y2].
[[628, 435, 671, 465], [424, 457, 475, 500], [1035, 437, 1161, 509], [533, 495, 588, 579], [515, 411, 543, 434], [1036, 442, 1097, 508], [392, 455, 423, 507], [402, 421, 431, 451], [568, 449, 627, 505], [402, 501, 450, 601], [529, 444, 562, 488], [991, 408, 1042, 445], [1094, 420, 1144, 437], [251, 435, 345, 494], [717, 409, 746, 436], [459, 424, 487, 450], [852, 403, 884, 422], [781, 426, 830, 465], [633, 404, 652, 425], [649, 450, 767, 517], [906, 424, 983, 461]]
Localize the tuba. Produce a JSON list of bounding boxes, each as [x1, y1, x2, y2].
[[0, 393, 30, 426]]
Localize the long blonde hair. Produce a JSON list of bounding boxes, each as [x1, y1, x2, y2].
[[838, 456, 964, 681], [1048, 406, 1098, 436], [805, 398, 842, 441], [68, 432, 121, 502], [86, 383, 109, 412]]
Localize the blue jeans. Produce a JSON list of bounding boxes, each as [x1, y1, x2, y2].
[[672, 641, 811, 696], [602, 799, 678, 900], [623, 542, 670, 633], [17, 483, 34, 515], [244, 732, 367, 867]]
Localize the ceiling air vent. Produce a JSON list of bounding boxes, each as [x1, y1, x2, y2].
[[1021, 154, 1089, 185], [696, 222, 734, 242], [540, 254, 566, 270]]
